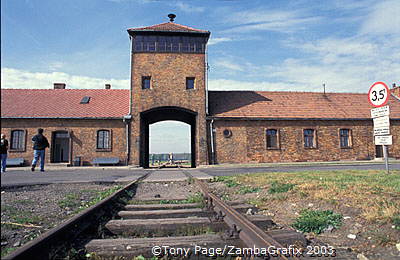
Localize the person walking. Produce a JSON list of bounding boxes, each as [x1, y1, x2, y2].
[[31, 128, 49, 172], [1, 134, 9, 173]]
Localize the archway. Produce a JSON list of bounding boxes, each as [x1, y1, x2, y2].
[[140, 106, 197, 168]]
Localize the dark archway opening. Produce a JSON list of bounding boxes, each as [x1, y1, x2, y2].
[[140, 106, 197, 168]]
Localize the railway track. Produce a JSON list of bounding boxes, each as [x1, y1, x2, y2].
[[4, 169, 328, 260]]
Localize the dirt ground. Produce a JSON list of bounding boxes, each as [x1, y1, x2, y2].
[[1, 183, 121, 258], [134, 181, 200, 200], [2, 172, 399, 259], [209, 170, 400, 260]]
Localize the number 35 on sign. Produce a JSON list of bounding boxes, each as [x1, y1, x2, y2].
[[368, 82, 390, 108]]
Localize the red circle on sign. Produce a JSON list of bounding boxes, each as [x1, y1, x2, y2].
[[368, 82, 390, 108]]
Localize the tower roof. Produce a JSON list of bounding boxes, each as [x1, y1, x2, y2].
[[127, 22, 210, 35]]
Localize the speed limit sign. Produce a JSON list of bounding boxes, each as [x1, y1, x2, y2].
[[368, 82, 390, 107]]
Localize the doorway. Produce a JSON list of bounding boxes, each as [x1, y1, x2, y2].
[[140, 106, 197, 168], [52, 131, 70, 163], [149, 121, 191, 168], [375, 145, 383, 158]]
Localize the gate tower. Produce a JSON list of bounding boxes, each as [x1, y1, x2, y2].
[[127, 15, 210, 167]]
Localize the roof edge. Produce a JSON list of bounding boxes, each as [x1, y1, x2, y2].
[[206, 116, 400, 121], [1, 117, 125, 120]]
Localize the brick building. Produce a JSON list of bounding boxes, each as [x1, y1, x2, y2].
[[1, 19, 400, 167], [1, 87, 130, 166]]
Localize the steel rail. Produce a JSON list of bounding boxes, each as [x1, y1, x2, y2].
[[184, 170, 300, 260], [3, 172, 151, 260]]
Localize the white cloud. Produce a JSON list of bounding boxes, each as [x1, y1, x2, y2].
[[223, 9, 321, 33], [361, 0, 400, 35], [149, 121, 190, 153], [210, 33, 400, 93], [209, 79, 299, 91], [48, 61, 64, 72], [1, 68, 129, 89], [174, 2, 205, 13], [208, 37, 233, 46], [214, 59, 244, 72]]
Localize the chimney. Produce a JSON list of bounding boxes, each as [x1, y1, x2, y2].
[[391, 83, 400, 98], [54, 83, 66, 89], [105, 84, 111, 89]]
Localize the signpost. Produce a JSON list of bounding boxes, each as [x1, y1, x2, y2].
[[369, 82, 390, 174]]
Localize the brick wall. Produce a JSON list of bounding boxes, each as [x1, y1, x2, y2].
[[130, 52, 208, 166], [2, 119, 127, 166], [211, 119, 400, 164]]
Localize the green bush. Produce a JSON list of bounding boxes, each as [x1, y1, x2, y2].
[[292, 209, 342, 234], [268, 181, 295, 194]]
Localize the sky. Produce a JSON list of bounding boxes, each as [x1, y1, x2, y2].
[[2, 0, 400, 153]]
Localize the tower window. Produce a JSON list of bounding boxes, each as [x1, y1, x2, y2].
[[186, 77, 195, 89], [142, 76, 151, 89]]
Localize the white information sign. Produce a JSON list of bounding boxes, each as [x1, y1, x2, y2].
[[375, 135, 392, 145], [371, 105, 390, 118], [374, 127, 390, 136], [373, 116, 390, 128]]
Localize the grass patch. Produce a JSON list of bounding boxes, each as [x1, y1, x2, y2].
[[158, 192, 205, 207], [268, 181, 295, 194], [292, 209, 342, 234], [14, 199, 35, 205], [57, 185, 123, 213], [13, 214, 43, 225], [211, 176, 240, 187], [234, 170, 400, 224], [1, 205, 43, 225], [1, 247, 17, 258], [186, 192, 204, 204], [57, 193, 80, 208], [391, 214, 400, 230], [237, 186, 261, 194]]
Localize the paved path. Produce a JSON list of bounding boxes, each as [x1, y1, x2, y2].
[[199, 162, 400, 176], [1, 162, 399, 187], [0, 167, 147, 187]]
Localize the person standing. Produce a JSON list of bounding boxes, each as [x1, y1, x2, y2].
[[1, 134, 9, 173], [31, 128, 49, 172]]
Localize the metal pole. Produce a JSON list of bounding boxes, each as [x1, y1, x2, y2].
[[383, 145, 389, 174]]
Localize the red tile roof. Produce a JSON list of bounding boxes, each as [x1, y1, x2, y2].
[[128, 22, 209, 34], [2, 89, 399, 120], [1, 89, 130, 118], [208, 91, 400, 119]]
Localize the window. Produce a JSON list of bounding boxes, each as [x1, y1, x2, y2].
[[132, 35, 206, 53], [340, 129, 352, 148], [142, 76, 151, 89], [11, 130, 25, 150], [186, 77, 195, 89], [80, 96, 90, 104], [266, 129, 279, 149], [223, 129, 232, 138], [304, 129, 317, 148], [97, 130, 110, 149]]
